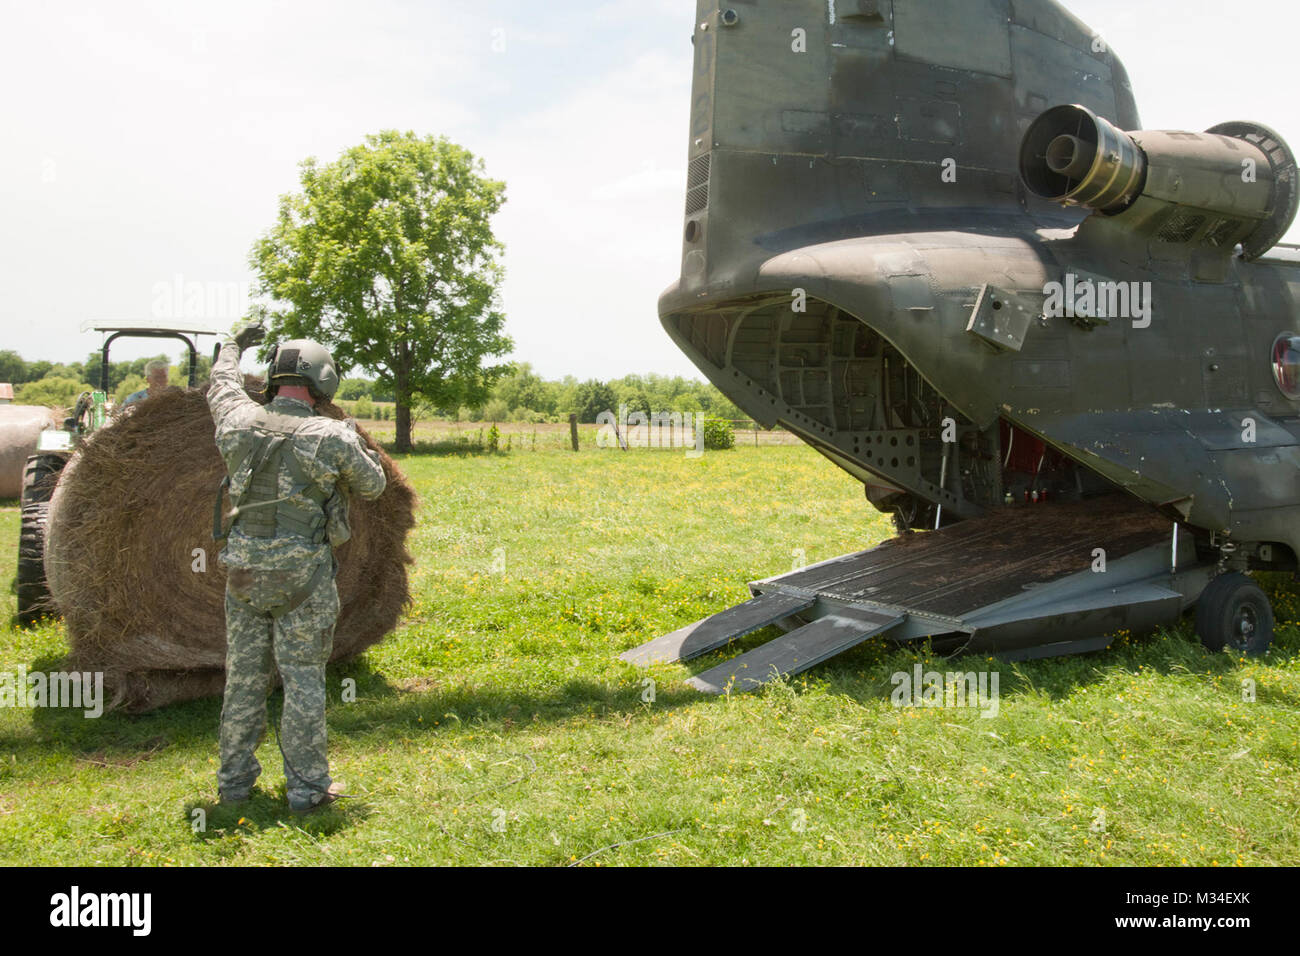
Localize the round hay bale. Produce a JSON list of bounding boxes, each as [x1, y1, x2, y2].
[[0, 405, 58, 498], [44, 382, 415, 712]]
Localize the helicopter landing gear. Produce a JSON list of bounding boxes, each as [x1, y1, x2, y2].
[[892, 498, 918, 536], [1195, 572, 1274, 657]]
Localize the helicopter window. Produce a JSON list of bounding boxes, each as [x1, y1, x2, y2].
[[1272, 334, 1300, 400]]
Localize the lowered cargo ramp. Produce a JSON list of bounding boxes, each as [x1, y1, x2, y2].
[[621, 497, 1215, 693]]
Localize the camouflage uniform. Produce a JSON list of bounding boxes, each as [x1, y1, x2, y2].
[[208, 340, 386, 809]]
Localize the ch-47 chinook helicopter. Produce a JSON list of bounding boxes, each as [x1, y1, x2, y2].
[[622, 0, 1300, 692]]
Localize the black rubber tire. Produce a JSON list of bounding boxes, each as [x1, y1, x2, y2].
[[1195, 572, 1274, 656], [16, 501, 52, 626], [20, 452, 67, 507]]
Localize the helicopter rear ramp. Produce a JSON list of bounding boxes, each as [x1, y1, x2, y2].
[[621, 497, 1214, 693]]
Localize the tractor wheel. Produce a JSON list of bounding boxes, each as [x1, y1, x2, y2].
[[16, 501, 53, 626], [1195, 572, 1274, 657], [20, 452, 67, 506]]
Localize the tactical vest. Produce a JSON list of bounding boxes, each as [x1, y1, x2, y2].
[[213, 404, 330, 545]]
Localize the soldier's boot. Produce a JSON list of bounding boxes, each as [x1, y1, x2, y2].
[[290, 781, 346, 814]]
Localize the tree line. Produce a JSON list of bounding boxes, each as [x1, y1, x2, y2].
[[345, 362, 746, 424], [1, 349, 746, 426], [0, 349, 214, 409]]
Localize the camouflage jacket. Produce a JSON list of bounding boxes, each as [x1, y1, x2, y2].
[[208, 340, 387, 570]]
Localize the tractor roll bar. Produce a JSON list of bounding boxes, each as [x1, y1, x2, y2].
[[99, 330, 203, 391]]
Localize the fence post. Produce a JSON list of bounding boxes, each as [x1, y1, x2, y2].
[[569, 413, 579, 452]]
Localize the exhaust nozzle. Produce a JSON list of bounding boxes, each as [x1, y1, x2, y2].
[[1020, 104, 1298, 259], [1019, 104, 1146, 212]]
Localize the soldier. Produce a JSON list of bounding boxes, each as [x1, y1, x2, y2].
[[209, 321, 386, 812]]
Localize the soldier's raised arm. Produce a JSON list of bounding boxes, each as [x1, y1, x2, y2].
[[208, 320, 266, 435]]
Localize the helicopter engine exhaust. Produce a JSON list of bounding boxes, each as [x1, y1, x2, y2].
[[1019, 104, 1298, 259]]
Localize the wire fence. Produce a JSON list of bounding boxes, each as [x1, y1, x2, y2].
[[339, 413, 802, 452]]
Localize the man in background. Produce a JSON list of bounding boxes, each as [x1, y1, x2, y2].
[[121, 359, 173, 406]]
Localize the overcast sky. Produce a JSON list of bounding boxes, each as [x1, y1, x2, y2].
[[1, 0, 1296, 379]]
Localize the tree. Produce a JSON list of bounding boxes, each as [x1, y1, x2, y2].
[[114, 374, 146, 405], [0, 350, 26, 385], [16, 377, 93, 410], [83, 352, 166, 392], [82, 352, 113, 391], [252, 130, 512, 452], [493, 362, 554, 418], [168, 354, 212, 387], [612, 376, 653, 419], [572, 380, 618, 424], [336, 377, 374, 401]]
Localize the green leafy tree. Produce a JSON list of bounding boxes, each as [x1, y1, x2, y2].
[[571, 380, 618, 424], [46, 363, 84, 382], [168, 354, 211, 388], [0, 350, 26, 384], [114, 374, 147, 405], [614, 385, 653, 418], [82, 353, 112, 391], [252, 130, 512, 452], [493, 362, 555, 418], [16, 377, 93, 410], [24, 360, 54, 383], [83, 352, 165, 392], [337, 377, 374, 401]]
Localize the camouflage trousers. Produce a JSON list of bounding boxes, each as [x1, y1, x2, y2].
[[217, 559, 338, 809]]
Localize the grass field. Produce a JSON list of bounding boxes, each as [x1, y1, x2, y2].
[[1, 443, 1298, 866]]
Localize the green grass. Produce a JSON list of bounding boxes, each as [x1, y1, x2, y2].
[[1, 444, 1297, 866]]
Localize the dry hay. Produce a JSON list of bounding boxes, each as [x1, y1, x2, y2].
[[44, 380, 416, 712]]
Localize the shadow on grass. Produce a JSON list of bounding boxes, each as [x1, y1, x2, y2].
[[5, 605, 53, 631], [378, 438, 510, 458], [10, 649, 705, 765], [10, 577, 1299, 765], [184, 789, 372, 846], [314, 618, 1296, 737], [323, 655, 708, 736], [16, 649, 226, 756], [803, 610, 1300, 710]]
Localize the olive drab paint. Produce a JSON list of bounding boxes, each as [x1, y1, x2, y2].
[[662, 0, 1300, 565]]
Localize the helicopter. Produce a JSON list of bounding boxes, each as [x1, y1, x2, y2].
[[622, 0, 1300, 692]]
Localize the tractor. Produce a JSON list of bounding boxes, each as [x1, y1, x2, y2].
[[16, 320, 217, 625]]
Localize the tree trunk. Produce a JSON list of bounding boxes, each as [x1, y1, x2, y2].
[[395, 397, 412, 453], [394, 337, 413, 453]]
